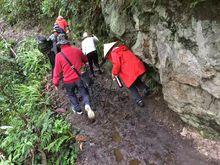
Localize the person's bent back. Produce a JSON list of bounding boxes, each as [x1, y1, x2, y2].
[[53, 44, 87, 86]]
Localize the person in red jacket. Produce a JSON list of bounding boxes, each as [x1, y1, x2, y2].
[[103, 42, 150, 107], [55, 16, 69, 33], [53, 34, 95, 119]]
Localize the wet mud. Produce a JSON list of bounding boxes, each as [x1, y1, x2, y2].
[[51, 72, 220, 165]]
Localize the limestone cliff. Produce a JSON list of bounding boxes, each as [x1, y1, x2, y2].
[[99, 0, 220, 135]]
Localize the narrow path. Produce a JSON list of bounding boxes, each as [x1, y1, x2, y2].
[[51, 72, 220, 165]]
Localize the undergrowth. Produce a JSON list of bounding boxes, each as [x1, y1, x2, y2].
[[0, 38, 78, 164]]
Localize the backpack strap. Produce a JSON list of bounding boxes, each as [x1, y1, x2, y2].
[[60, 51, 81, 78]]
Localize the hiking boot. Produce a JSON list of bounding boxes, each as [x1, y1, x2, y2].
[[137, 100, 144, 107], [85, 104, 95, 119], [72, 107, 83, 115]]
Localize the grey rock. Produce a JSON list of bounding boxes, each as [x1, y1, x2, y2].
[[100, 0, 220, 135]]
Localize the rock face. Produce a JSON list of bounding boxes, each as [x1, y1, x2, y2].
[[101, 0, 220, 135]]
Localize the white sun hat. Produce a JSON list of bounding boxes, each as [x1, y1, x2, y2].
[[82, 32, 89, 39], [57, 15, 63, 20], [103, 42, 117, 58]]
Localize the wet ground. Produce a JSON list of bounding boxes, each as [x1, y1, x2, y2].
[[49, 72, 220, 165]]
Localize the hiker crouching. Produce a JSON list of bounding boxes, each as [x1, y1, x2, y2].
[[53, 34, 95, 119], [103, 42, 150, 107]]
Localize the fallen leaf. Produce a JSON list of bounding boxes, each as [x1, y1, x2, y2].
[[180, 127, 187, 137], [54, 108, 66, 114], [76, 135, 88, 142], [79, 142, 83, 151]]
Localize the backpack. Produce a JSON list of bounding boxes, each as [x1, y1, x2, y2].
[[36, 35, 53, 55]]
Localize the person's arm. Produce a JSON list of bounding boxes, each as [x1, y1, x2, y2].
[[64, 19, 69, 27], [111, 52, 121, 76], [64, 20, 69, 33], [93, 35, 99, 42], [80, 50, 88, 63], [81, 41, 86, 55], [53, 54, 62, 87], [48, 34, 54, 41]]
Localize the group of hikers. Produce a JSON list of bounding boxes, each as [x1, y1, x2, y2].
[[39, 16, 150, 120]]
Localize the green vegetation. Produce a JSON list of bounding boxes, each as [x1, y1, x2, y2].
[[0, 39, 78, 164], [0, 0, 106, 38], [0, 0, 42, 25], [190, 0, 207, 8]]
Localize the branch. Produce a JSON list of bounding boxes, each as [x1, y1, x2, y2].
[[0, 27, 17, 58]]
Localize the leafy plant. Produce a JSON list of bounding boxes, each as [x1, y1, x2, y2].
[[0, 0, 42, 24], [190, 0, 207, 8], [16, 38, 50, 79], [0, 38, 78, 164]]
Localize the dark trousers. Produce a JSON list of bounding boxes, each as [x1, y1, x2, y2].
[[49, 46, 60, 77], [128, 77, 149, 103], [87, 50, 100, 75], [63, 80, 90, 111], [48, 51, 56, 77]]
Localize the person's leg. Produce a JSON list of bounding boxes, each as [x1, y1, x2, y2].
[[134, 77, 146, 91], [76, 80, 90, 105], [135, 77, 150, 96], [93, 51, 102, 74], [128, 81, 144, 107], [63, 83, 82, 114], [76, 80, 95, 119], [48, 51, 56, 77], [87, 52, 95, 76], [48, 51, 55, 67]]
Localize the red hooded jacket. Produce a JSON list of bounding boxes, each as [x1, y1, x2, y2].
[[53, 45, 88, 86], [108, 45, 147, 88], [55, 19, 68, 32]]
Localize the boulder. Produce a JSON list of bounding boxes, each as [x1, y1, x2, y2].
[[101, 0, 220, 135]]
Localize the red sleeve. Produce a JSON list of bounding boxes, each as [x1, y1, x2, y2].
[[111, 52, 121, 75], [64, 20, 68, 27], [53, 54, 62, 86]]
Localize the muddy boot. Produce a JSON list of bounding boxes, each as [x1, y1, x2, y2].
[[85, 104, 95, 119], [136, 100, 144, 107]]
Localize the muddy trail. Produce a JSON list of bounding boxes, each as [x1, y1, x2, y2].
[[47, 70, 220, 165]]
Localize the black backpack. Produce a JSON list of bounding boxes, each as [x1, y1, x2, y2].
[[36, 35, 53, 55]]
